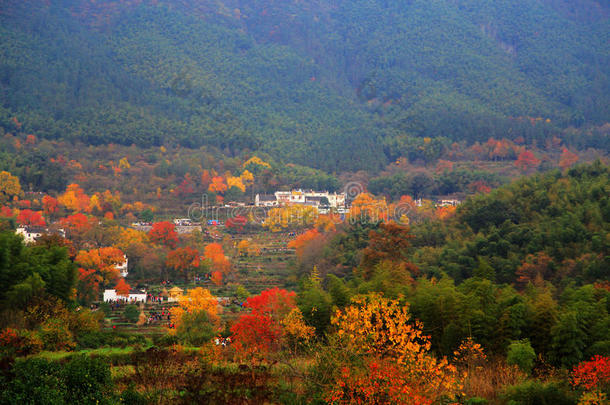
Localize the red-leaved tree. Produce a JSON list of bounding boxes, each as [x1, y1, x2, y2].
[[148, 221, 179, 248]]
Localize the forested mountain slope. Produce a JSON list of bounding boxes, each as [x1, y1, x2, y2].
[[412, 162, 610, 285], [0, 0, 608, 171]]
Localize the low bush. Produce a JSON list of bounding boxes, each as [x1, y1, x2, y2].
[[507, 340, 536, 374], [123, 305, 141, 323], [502, 380, 576, 405], [0, 355, 115, 404]]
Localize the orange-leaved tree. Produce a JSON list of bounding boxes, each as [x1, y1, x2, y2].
[[58, 184, 90, 212], [76, 246, 126, 286], [327, 294, 461, 404], [148, 221, 179, 248], [204, 243, 231, 274], [115, 278, 131, 297], [166, 247, 200, 281], [287, 229, 320, 258]]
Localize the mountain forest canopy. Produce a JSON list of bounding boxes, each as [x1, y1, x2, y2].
[[0, 0, 608, 172]]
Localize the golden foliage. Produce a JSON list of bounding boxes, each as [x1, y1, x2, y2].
[[263, 205, 318, 232], [0, 171, 22, 202], [170, 288, 219, 332]]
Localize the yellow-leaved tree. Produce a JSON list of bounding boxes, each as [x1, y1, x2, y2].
[[327, 294, 461, 404], [263, 205, 318, 232], [170, 287, 219, 332], [0, 171, 22, 203]]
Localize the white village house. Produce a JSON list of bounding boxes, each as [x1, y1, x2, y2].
[[255, 190, 346, 211], [15, 226, 66, 244], [103, 289, 147, 302]]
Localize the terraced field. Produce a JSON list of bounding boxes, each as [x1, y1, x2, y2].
[[105, 229, 298, 335]]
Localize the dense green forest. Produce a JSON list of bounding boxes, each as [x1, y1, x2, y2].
[[1, 0, 608, 172]]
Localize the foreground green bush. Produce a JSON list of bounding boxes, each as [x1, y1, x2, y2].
[[0, 355, 114, 404], [507, 340, 536, 374], [502, 380, 576, 405]]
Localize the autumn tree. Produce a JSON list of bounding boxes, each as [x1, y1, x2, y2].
[[288, 229, 320, 258], [148, 221, 179, 248], [572, 355, 610, 404], [166, 247, 200, 281], [175, 174, 195, 197], [208, 176, 227, 194], [515, 252, 554, 288], [115, 278, 131, 297], [231, 288, 311, 363], [360, 222, 418, 280], [170, 287, 219, 333], [347, 193, 387, 223], [204, 243, 231, 274], [42, 195, 59, 217], [0, 206, 13, 218], [58, 184, 90, 212], [210, 271, 223, 286], [77, 268, 101, 304], [327, 294, 460, 404], [515, 150, 541, 172], [76, 247, 126, 286], [314, 213, 341, 233], [0, 171, 22, 203], [263, 205, 318, 232], [59, 213, 94, 245], [226, 175, 246, 192], [16, 209, 46, 227], [243, 156, 271, 175], [226, 215, 248, 232]]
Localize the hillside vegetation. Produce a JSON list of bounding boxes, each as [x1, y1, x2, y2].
[[0, 0, 608, 171]]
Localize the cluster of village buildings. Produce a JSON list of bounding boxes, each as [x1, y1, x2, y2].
[[255, 190, 348, 214]]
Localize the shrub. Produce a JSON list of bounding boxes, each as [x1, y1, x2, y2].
[[507, 340, 536, 374], [176, 309, 216, 346], [17, 329, 43, 356], [465, 398, 488, 405], [502, 380, 576, 405], [123, 305, 140, 323], [0, 358, 65, 404], [99, 302, 111, 316], [39, 318, 76, 351], [154, 334, 179, 347], [62, 355, 113, 404]]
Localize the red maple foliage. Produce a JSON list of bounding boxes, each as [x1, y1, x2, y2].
[[17, 209, 46, 227], [231, 288, 297, 358], [148, 221, 179, 248], [515, 150, 541, 172], [60, 213, 94, 241], [328, 359, 435, 405], [572, 355, 610, 391], [0, 206, 14, 217], [226, 215, 248, 232], [42, 195, 59, 215], [244, 287, 296, 320]]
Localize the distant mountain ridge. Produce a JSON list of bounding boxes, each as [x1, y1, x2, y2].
[[0, 0, 608, 171]]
